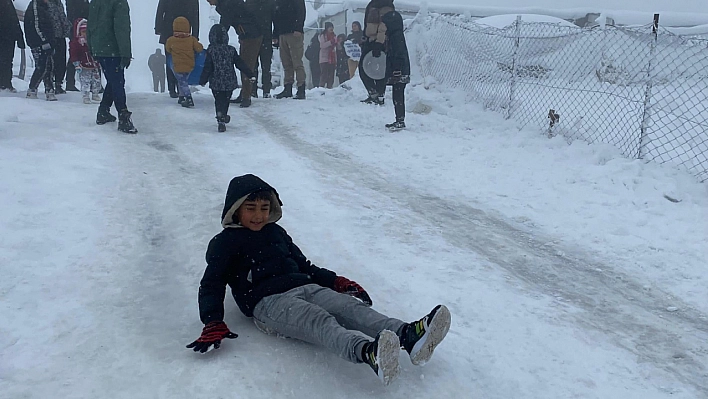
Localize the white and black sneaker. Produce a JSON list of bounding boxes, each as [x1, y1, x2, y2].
[[385, 120, 406, 132], [400, 305, 451, 365], [362, 330, 401, 386]]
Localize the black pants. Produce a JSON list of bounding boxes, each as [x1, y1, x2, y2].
[[309, 61, 321, 88], [254, 38, 273, 93], [53, 38, 67, 88], [152, 72, 165, 92], [98, 57, 127, 112], [29, 47, 54, 91], [66, 60, 77, 89], [392, 83, 406, 121], [213, 89, 233, 120], [359, 46, 386, 97], [0, 40, 14, 88]]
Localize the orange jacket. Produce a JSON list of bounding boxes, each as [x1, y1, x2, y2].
[[165, 17, 203, 73]]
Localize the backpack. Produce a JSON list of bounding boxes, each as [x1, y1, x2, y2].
[[305, 38, 320, 62]]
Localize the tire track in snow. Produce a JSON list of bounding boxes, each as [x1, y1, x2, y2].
[[246, 109, 708, 395]]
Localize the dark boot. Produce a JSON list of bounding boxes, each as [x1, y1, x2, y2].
[[216, 114, 227, 132], [251, 90, 258, 98], [385, 120, 406, 132], [181, 96, 194, 108], [118, 110, 138, 134], [55, 85, 66, 95], [262, 91, 271, 98], [239, 97, 251, 108], [96, 107, 117, 125], [178, 96, 185, 105], [294, 84, 306, 100], [230, 94, 243, 104], [275, 84, 292, 99]]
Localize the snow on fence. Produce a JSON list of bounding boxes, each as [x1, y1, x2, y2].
[[414, 14, 708, 182]]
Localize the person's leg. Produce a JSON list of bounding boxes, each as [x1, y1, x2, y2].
[[393, 83, 406, 122], [65, 60, 77, 90], [289, 34, 306, 88], [42, 49, 55, 93], [239, 36, 262, 99], [80, 68, 91, 99], [327, 64, 336, 88], [152, 73, 159, 92], [98, 57, 126, 112], [0, 40, 14, 88], [347, 59, 358, 80], [310, 62, 320, 88], [175, 72, 191, 97], [53, 39, 67, 91], [29, 48, 49, 90], [279, 34, 294, 86], [259, 39, 273, 95], [159, 73, 165, 92], [252, 286, 371, 363], [374, 78, 386, 97], [90, 69, 101, 98], [318, 63, 327, 88]]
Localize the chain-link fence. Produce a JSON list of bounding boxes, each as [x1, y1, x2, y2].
[[415, 15, 708, 181]]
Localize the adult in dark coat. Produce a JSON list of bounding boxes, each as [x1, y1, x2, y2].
[[46, 0, 71, 93], [381, 9, 410, 130], [0, 0, 26, 92], [64, 0, 90, 91], [154, 0, 199, 98], [272, 0, 306, 99], [24, 0, 57, 99]]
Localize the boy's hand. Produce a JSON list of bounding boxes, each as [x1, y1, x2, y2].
[[334, 276, 373, 306], [186, 321, 238, 353]]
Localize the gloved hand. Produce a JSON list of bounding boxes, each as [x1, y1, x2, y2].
[[120, 57, 132, 69], [41, 43, 52, 51], [186, 321, 238, 353], [333, 276, 373, 306], [371, 42, 384, 58], [249, 76, 257, 84]]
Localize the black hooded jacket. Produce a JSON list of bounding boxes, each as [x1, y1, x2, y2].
[[272, 0, 305, 37], [199, 24, 254, 92], [244, 0, 274, 40], [0, 0, 25, 48], [381, 10, 410, 78], [24, 0, 54, 49], [216, 0, 261, 40], [155, 0, 199, 44], [198, 174, 337, 323]]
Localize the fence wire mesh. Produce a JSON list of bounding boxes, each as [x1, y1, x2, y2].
[[415, 15, 708, 181]]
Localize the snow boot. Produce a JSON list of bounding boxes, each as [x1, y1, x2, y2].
[[117, 110, 138, 134], [54, 85, 66, 95], [399, 305, 451, 366], [83, 94, 92, 104], [362, 330, 401, 386], [169, 90, 178, 98], [26, 89, 38, 99], [275, 84, 292, 99], [178, 96, 185, 105], [92, 93, 102, 102], [386, 120, 406, 132], [240, 96, 251, 108], [294, 84, 306, 99], [45, 91, 58, 101], [181, 96, 194, 108], [217, 121, 227, 132], [96, 107, 117, 125]]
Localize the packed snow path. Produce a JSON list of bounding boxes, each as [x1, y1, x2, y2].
[[1, 86, 707, 398]]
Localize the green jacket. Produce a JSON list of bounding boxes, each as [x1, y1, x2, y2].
[[87, 0, 132, 58]]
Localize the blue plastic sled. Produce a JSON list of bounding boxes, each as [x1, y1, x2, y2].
[[166, 51, 207, 85]]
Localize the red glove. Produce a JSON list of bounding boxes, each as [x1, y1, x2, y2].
[[333, 276, 373, 306], [186, 321, 238, 353]]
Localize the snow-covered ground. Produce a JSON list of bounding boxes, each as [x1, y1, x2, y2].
[[2, 0, 708, 398]]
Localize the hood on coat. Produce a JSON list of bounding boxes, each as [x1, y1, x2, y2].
[[173, 16, 191, 34], [72, 17, 87, 40], [381, 9, 403, 34], [209, 24, 230, 45], [221, 174, 283, 228]]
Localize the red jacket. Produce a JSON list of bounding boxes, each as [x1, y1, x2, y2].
[[69, 18, 99, 69]]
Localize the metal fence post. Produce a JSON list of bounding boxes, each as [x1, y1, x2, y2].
[[506, 15, 522, 120], [638, 13, 659, 159]]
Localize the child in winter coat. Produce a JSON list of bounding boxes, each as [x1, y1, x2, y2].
[[381, 9, 410, 131], [187, 174, 451, 386], [165, 16, 204, 108], [199, 24, 256, 132], [318, 22, 337, 89], [336, 33, 350, 85], [68, 18, 101, 104]]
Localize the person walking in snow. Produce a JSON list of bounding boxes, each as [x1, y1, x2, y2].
[[148, 49, 167, 93], [381, 8, 410, 131], [0, 0, 26, 93], [64, 0, 90, 92], [88, 0, 137, 133], [317, 22, 336, 89], [165, 17, 204, 108], [46, 0, 71, 94], [199, 24, 255, 132], [155, 0, 200, 99], [360, 0, 393, 105], [68, 18, 101, 104], [271, 0, 306, 99], [186, 174, 451, 386], [24, 0, 57, 101], [206, 0, 262, 108]]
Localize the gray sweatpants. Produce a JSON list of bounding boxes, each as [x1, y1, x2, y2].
[[252, 284, 406, 363]]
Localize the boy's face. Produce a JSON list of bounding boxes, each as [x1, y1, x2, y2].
[[237, 199, 270, 231]]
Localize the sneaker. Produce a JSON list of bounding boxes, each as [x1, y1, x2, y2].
[[275, 84, 292, 99], [386, 121, 406, 132], [181, 96, 194, 108], [217, 121, 226, 132], [362, 330, 401, 386], [26, 89, 38, 99], [399, 305, 451, 366], [92, 93, 102, 102], [46, 91, 58, 101], [118, 110, 138, 133], [83, 95, 92, 104], [96, 107, 117, 125], [239, 97, 251, 108]]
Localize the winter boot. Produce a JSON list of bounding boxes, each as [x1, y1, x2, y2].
[[223, 115, 231, 124], [92, 93, 102, 102], [96, 107, 117, 125], [230, 94, 243, 104], [251, 90, 258, 98], [275, 84, 292, 99], [294, 84, 306, 100], [239, 96, 251, 108], [217, 121, 226, 132], [169, 90, 178, 98], [386, 120, 406, 132], [399, 305, 451, 366], [83, 94, 92, 104], [45, 91, 58, 101], [118, 110, 138, 134], [178, 96, 185, 105], [54, 85, 66, 95], [374, 95, 385, 106], [26, 89, 38, 99], [181, 96, 194, 108], [362, 330, 401, 386]]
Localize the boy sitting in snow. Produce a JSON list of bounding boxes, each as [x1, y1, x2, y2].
[[187, 174, 451, 385], [165, 16, 204, 108]]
